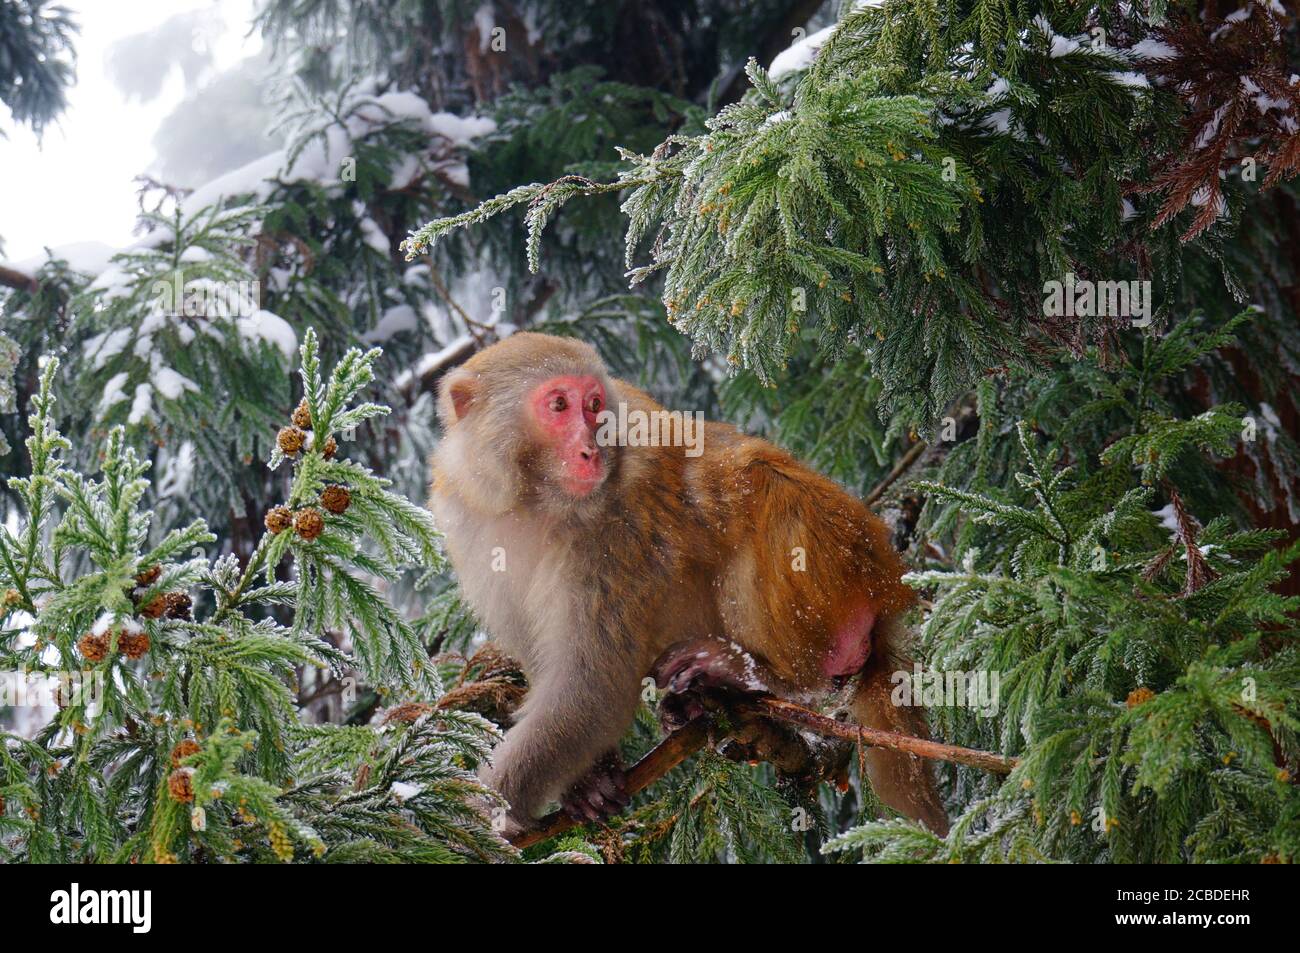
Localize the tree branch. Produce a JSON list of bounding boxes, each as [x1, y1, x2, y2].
[[0, 265, 38, 293], [508, 695, 1015, 847], [744, 697, 1017, 775], [864, 439, 928, 506]]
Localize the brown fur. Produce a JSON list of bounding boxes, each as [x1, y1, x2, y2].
[[429, 333, 947, 833]]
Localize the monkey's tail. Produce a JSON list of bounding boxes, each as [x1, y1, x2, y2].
[[845, 614, 950, 836]]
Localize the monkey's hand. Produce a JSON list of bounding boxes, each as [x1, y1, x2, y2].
[[559, 754, 630, 825], [652, 638, 774, 731]]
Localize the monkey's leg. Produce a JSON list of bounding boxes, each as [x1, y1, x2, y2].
[[558, 752, 629, 823], [655, 639, 795, 728], [653, 637, 777, 731], [653, 638, 848, 785]]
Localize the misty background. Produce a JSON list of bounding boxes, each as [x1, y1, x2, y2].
[[1, 0, 280, 263]]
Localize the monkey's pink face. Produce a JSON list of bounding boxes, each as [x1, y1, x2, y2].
[[528, 375, 608, 497]]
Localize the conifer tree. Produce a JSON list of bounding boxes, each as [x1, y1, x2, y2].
[[0, 0, 77, 135]]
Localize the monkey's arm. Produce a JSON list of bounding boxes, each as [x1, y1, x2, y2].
[[483, 644, 644, 830]]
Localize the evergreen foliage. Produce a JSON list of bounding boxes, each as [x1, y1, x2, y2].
[[0, 335, 547, 863], [861, 416, 1300, 863], [0, 0, 78, 135]]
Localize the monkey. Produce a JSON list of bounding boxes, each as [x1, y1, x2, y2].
[[428, 332, 948, 838]]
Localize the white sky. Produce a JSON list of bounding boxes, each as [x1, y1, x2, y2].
[[0, 0, 260, 263]]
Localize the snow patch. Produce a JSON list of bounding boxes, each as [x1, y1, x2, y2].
[[85, 327, 134, 369], [1130, 38, 1176, 61], [1107, 71, 1150, 90], [364, 304, 419, 342], [390, 781, 423, 803], [157, 441, 196, 498], [474, 3, 496, 53], [770, 23, 836, 79], [151, 366, 199, 401], [1153, 503, 1179, 536], [98, 372, 131, 416], [236, 309, 298, 360], [1, 241, 116, 280], [92, 613, 143, 637], [128, 383, 154, 425]]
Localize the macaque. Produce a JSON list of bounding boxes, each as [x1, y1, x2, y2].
[[429, 332, 948, 837]]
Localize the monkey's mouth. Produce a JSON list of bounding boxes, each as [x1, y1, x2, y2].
[[560, 456, 606, 497]]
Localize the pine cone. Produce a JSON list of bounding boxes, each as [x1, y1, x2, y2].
[[119, 630, 151, 660], [164, 591, 192, 620], [170, 739, 201, 768], [322, 435, 337, 460], [140, 595, 169, 619], [278, 426, 306, 456], [294, 508, 324, 541], [264, 505, 293, 534], [168, 768, 195, 804], [1, 588, 20, 608], [1126, 686, 1156, 709], [291, 398, 312, 430], [321, 485, 351, 515], [77, 632, 109, 663], [135, 564, 162, 587], [0, 795, 6, 817]]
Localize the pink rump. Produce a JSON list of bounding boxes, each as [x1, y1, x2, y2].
[[822, 602, 877, 677]]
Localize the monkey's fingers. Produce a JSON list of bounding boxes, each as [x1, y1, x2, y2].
[[560, 761, 631, 824], [593, 774, 631, 815], [561, 797, 600, 824], [561, 785, 628, 824]]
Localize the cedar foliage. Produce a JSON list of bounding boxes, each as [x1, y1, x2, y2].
[[0, 336, 588, 863]]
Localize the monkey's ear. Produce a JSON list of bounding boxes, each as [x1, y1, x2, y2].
[[438, 369, 478, 424]]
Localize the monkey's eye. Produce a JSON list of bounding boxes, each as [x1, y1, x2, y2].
[[549, 395, 567, 412], [587, 396, 602, 413]]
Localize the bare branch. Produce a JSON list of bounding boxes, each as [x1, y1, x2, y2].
[[0, 265, 38, 294]]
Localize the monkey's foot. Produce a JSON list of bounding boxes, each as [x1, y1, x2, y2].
[[559, 756, 630, 825], [652, 638, 772, 730], [721, 710, 851, 783]]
